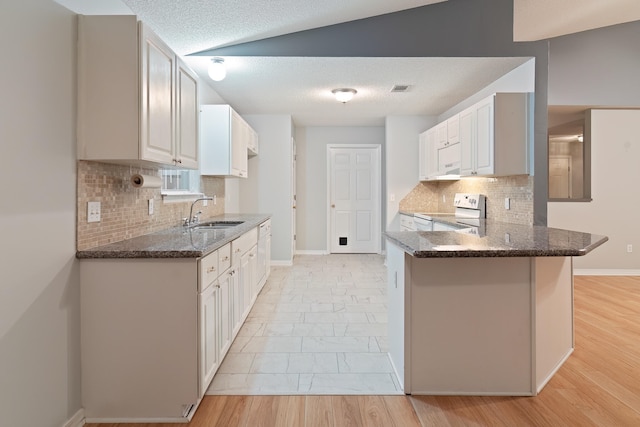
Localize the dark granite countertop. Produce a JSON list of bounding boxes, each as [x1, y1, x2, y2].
[[76, 214, 271, 259], [385, 220, 608, 258]]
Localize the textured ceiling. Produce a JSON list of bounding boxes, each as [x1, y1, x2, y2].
[[184, 56, 530, 126], [122, 0, 446, 55], [55, 0, 637, 126]]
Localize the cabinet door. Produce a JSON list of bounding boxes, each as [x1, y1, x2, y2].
[[240, 251, 252, 320], [426, 128, 439, 179], [230, 264, 243, 338], [139, 23, 175, 165], [435, 122, 448, 149], [230, 111, 248, 178], [218, 271, 232, 360], [447, 114, 460, 144], [248, 245, 259, 303], [176, 58, 199, 169], [199, 284, 218, 396], [474, 95, 495, 176], [459, 107, 475, 176]]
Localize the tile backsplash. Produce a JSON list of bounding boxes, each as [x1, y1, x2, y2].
[[399, 175, 534, 225], [77, 161, 225, 250]]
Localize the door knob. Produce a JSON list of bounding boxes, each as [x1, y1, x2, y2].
[[331, 204, 335, 208]]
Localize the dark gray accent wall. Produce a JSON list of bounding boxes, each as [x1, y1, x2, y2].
[[194, 0, 550, 225]]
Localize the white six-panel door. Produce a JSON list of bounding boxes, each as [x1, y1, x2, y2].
[[328, 145, 381, 254]]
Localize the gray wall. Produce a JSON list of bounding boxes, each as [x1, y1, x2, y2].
[[385, 116, 435, 231], [547, 21, 640, 272], [548, 20, 640, 106], [241, 115, 294, 263], [204, 0, 550, 225], [295, 126, 385, 252], [0, 0, 81, 426]]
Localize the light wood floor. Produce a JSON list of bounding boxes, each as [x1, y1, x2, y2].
[[86, 276, 640, 427]]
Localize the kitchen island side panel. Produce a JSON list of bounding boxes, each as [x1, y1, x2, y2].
[[407, 257, 534, 395], [534, 256, 574, 392], [81, 259, 199, 421]]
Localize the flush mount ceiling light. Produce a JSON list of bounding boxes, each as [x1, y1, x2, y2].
[[208, 57, 226, 81], [332, 88, 357, 103]]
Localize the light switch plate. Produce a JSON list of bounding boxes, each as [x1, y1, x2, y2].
[[504, 198, 510, 210], [148, 199, 154, 215], [87, 201, 101, 223]]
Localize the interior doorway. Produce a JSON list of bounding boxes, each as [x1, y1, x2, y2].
[[549, 155, 572, 199], [327, 145, 381, 254]]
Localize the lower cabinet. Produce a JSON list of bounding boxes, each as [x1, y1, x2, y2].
[[80, 223, 269, 423]]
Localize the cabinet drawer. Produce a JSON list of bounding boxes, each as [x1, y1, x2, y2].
[[400, 214, 414, 229], [199, 250, 219, 291], [231, 227, 258, 262], [218, 243, 231, 273]]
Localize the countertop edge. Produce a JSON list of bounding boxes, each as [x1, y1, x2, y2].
[[76, 214, 271, 260]]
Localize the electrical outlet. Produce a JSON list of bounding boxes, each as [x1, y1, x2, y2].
[[504, 198, 510, 210], [214, 195, 217, 205], [87, 201, 101, 223], [442, 194, 446, 203], [390, 193, 396, 202], [148, 199, 154, 215], [202, 199, 208, 207], [627, 244, 633, 253]]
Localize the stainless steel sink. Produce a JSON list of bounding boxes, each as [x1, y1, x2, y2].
[[191, 221, 244, 230]]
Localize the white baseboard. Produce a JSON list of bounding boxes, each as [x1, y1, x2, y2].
[[270, 260, 293, 267], [62, 409, 85, 427], [295, 250, 328, 255], [574, 269, 640, 276]]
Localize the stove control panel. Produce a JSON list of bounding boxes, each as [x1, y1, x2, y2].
[[453, 193, 486, 219]]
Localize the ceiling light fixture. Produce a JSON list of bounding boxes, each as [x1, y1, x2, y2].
[[208, 57, 226, 81], [332, 88, 357, 103]]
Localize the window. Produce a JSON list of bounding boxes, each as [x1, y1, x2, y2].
[[547, 107, 591, 201], [161, 169, 202, 200]]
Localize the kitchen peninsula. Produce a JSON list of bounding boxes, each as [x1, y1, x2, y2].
[[77, 214, 271, 423], [385, 221, 607, 396]]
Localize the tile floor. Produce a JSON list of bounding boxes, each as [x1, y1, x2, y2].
[[206, 254, 402, 395]]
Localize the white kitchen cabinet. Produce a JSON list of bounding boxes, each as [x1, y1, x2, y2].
[[460, 93, 530, 177], [248, 245, 259, 304], [418, 127, 439, 181], [198, 281, 218, 397], [400, 213, 416, 231], [80, 223, 270, 423], [257, 220, 271, 290], [77, 15, 198, 169], [217, 265, 233, 361], [200, 105, 258, 178]]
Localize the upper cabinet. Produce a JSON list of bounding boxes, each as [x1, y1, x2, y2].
[[77, 15, 198, 169], [418, 115, 460, 181], [459, 93, 530, 177], [420, 92, 530, 180], [200, 105, 258, 178]]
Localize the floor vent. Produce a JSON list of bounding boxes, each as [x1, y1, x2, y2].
[[391, 85, 411, 92]]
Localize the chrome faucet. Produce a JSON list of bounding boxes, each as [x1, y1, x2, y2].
[[184, 197, 214, 226]]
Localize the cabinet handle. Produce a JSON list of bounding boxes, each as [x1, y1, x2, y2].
[[176, 159, 182, 164], [222, 256, 229, 261], [235, 248, 241, 253], [207, 266, 216, 273], [216, 284, 220, 289]]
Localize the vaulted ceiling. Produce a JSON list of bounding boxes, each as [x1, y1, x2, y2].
[[55, 0, 639, 126]]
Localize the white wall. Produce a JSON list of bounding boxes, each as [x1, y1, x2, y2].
[[548, 110, 640, 273], [0, 1, 81, 426], [241, 115, 294, 263], [295, 126, 385, 252], [385, 116, 435, 231]]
